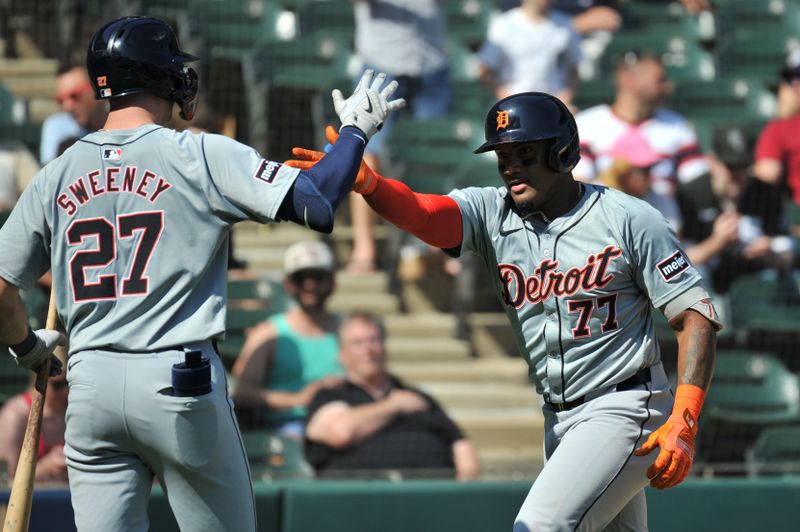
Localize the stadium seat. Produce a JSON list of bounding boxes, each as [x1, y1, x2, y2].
[[727, 270, 800, 336], [597, 32, 716, 82], [670, 77, 776, 128], [297, 0, 355, 44], [716, 0, 800, 36], [716, 30, 800, 83], [704, 350, 800, 425], [0, 83, 24, 124], [745, 425, 800, 476], [185, 0, 284, 61], [247, 34, 352, 91], [241, 430, 314, 480], [619, 1, 711, 41], [573, 78, 615, 112], [443, 0, 493, 49], [386, 115, 486, 194], [448, 41, 494, 116], [141, 0, 189, 25], [0, 352, 30, 405]]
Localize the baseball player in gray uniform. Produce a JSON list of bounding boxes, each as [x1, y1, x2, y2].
[[287, 92, 720, 531], [0, 16, 404, 532]]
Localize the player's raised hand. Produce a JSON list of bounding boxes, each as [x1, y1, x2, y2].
[[9, 329, 66, 376], [634, 409, 698, 489], [332, 69, 406, 140], [284, 125, 381, 194]]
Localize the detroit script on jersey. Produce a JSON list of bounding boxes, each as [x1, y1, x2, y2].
[[499, 245, 622, 308]]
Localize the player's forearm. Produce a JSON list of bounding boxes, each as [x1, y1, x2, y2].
[[364, 176, 463, 249], [260, 389, 311, 409], [302, 126, 365, 212], [0, 277, 29, 345], [672, 309, 716, 391]]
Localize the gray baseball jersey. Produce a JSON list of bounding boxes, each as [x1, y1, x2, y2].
[[449, 183, 712, 402], [0, 124, 298, 355], [448, 183, 720, 530]]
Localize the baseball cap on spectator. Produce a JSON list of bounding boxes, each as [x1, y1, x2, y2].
[[781, 49, 800, 82], [608, 128, 662, 168], [712, 124, 755, 168], [284, 241, 335, 276]]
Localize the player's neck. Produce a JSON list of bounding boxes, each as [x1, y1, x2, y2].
[[533, 179, 583, 222], [101, 94, 170, 130], [101, 107, 160, 131]]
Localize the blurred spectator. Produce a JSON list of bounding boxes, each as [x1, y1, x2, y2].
[[348, 0, 452, 274], [0, 139, 39, 218], [598, 133, 739, 282], [709, 125, 794, 292], [574, 50, 719, 244], [305, 312, 480, 481], [0, 373, 69, 484], [754, 50, 800, 204], [477, 0, 582, 104], [496, 1, 620, 79], [39, 64, 107, 164], [232, 241, 344, 437]]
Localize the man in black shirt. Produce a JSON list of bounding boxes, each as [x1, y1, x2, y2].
[[304, 312, 479, 480]]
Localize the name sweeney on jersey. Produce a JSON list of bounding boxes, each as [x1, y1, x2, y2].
[[499, 245, 622, 308], [56, 166, 172, 216]]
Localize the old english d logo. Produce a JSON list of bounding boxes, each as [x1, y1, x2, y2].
[[97, 76, 107, 87], [496, 110, 510, 130]]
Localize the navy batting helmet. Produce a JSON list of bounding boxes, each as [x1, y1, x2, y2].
[[87, 16, 199, 120], [474, 92, 580, 173]]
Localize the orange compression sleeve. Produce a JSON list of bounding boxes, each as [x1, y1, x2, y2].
[[364, 176, 463, 249]]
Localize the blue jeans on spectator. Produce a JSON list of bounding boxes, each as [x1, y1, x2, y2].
[[361, 65, 452, 158]]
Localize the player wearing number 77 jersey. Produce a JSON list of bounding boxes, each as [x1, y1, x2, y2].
[[0, 16, 404, 532], [286, 92, 720, 531]]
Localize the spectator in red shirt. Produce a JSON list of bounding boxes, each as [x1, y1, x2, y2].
[[754, 50, 800, 204]]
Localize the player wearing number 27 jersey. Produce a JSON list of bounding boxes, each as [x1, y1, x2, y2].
[[287, 92, 720, 531], [0, 16, 404, 532]]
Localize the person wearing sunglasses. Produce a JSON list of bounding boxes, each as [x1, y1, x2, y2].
[[0, 372, 69, 484], [39, 63, 108, 164], [232, 240, 345, 438]]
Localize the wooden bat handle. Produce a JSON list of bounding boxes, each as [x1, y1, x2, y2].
[[3, 290, 58, 532]]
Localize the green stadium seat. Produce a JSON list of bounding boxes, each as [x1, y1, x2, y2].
[[597, 32, 716, 82], [619, 1, 711, 41], [248, 34, 352, 91], [0, 83, 24, 124], [716, 0, 800, 35], [141, 0, 189, 25], [727, 270, 800, 336], [185, 0, 284, 61], [717, 31, 800, 84], [670, 77, 776, 127], [443, 0, 492, 49], [745, 425, 800, 476], [386, 115, 486, 194], [704, 350, 800, 425], [573, 78, 615, 112], [297, 0, 354, 43], [241, 430, 314, 480], [0, 353, 31, 405]]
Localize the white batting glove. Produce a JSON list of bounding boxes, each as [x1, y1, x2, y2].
[[9, 329, 65, 377], [332, 69, 406, 140]]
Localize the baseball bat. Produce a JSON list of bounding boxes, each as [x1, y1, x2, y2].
[[3, 289, 61, 532]]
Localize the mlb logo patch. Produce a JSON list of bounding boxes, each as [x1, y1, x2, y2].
[[657, 250, 690, 281], [254, 160, 282, 185], [103, 148, 123, 160]]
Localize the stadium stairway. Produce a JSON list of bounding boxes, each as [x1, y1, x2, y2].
[[232, 220, 545, 480], [0, 58, 59, 123]]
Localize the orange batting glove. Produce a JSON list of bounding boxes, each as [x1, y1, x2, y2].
[[634, 384, 705, 489], [284, 125, 381, 195]]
